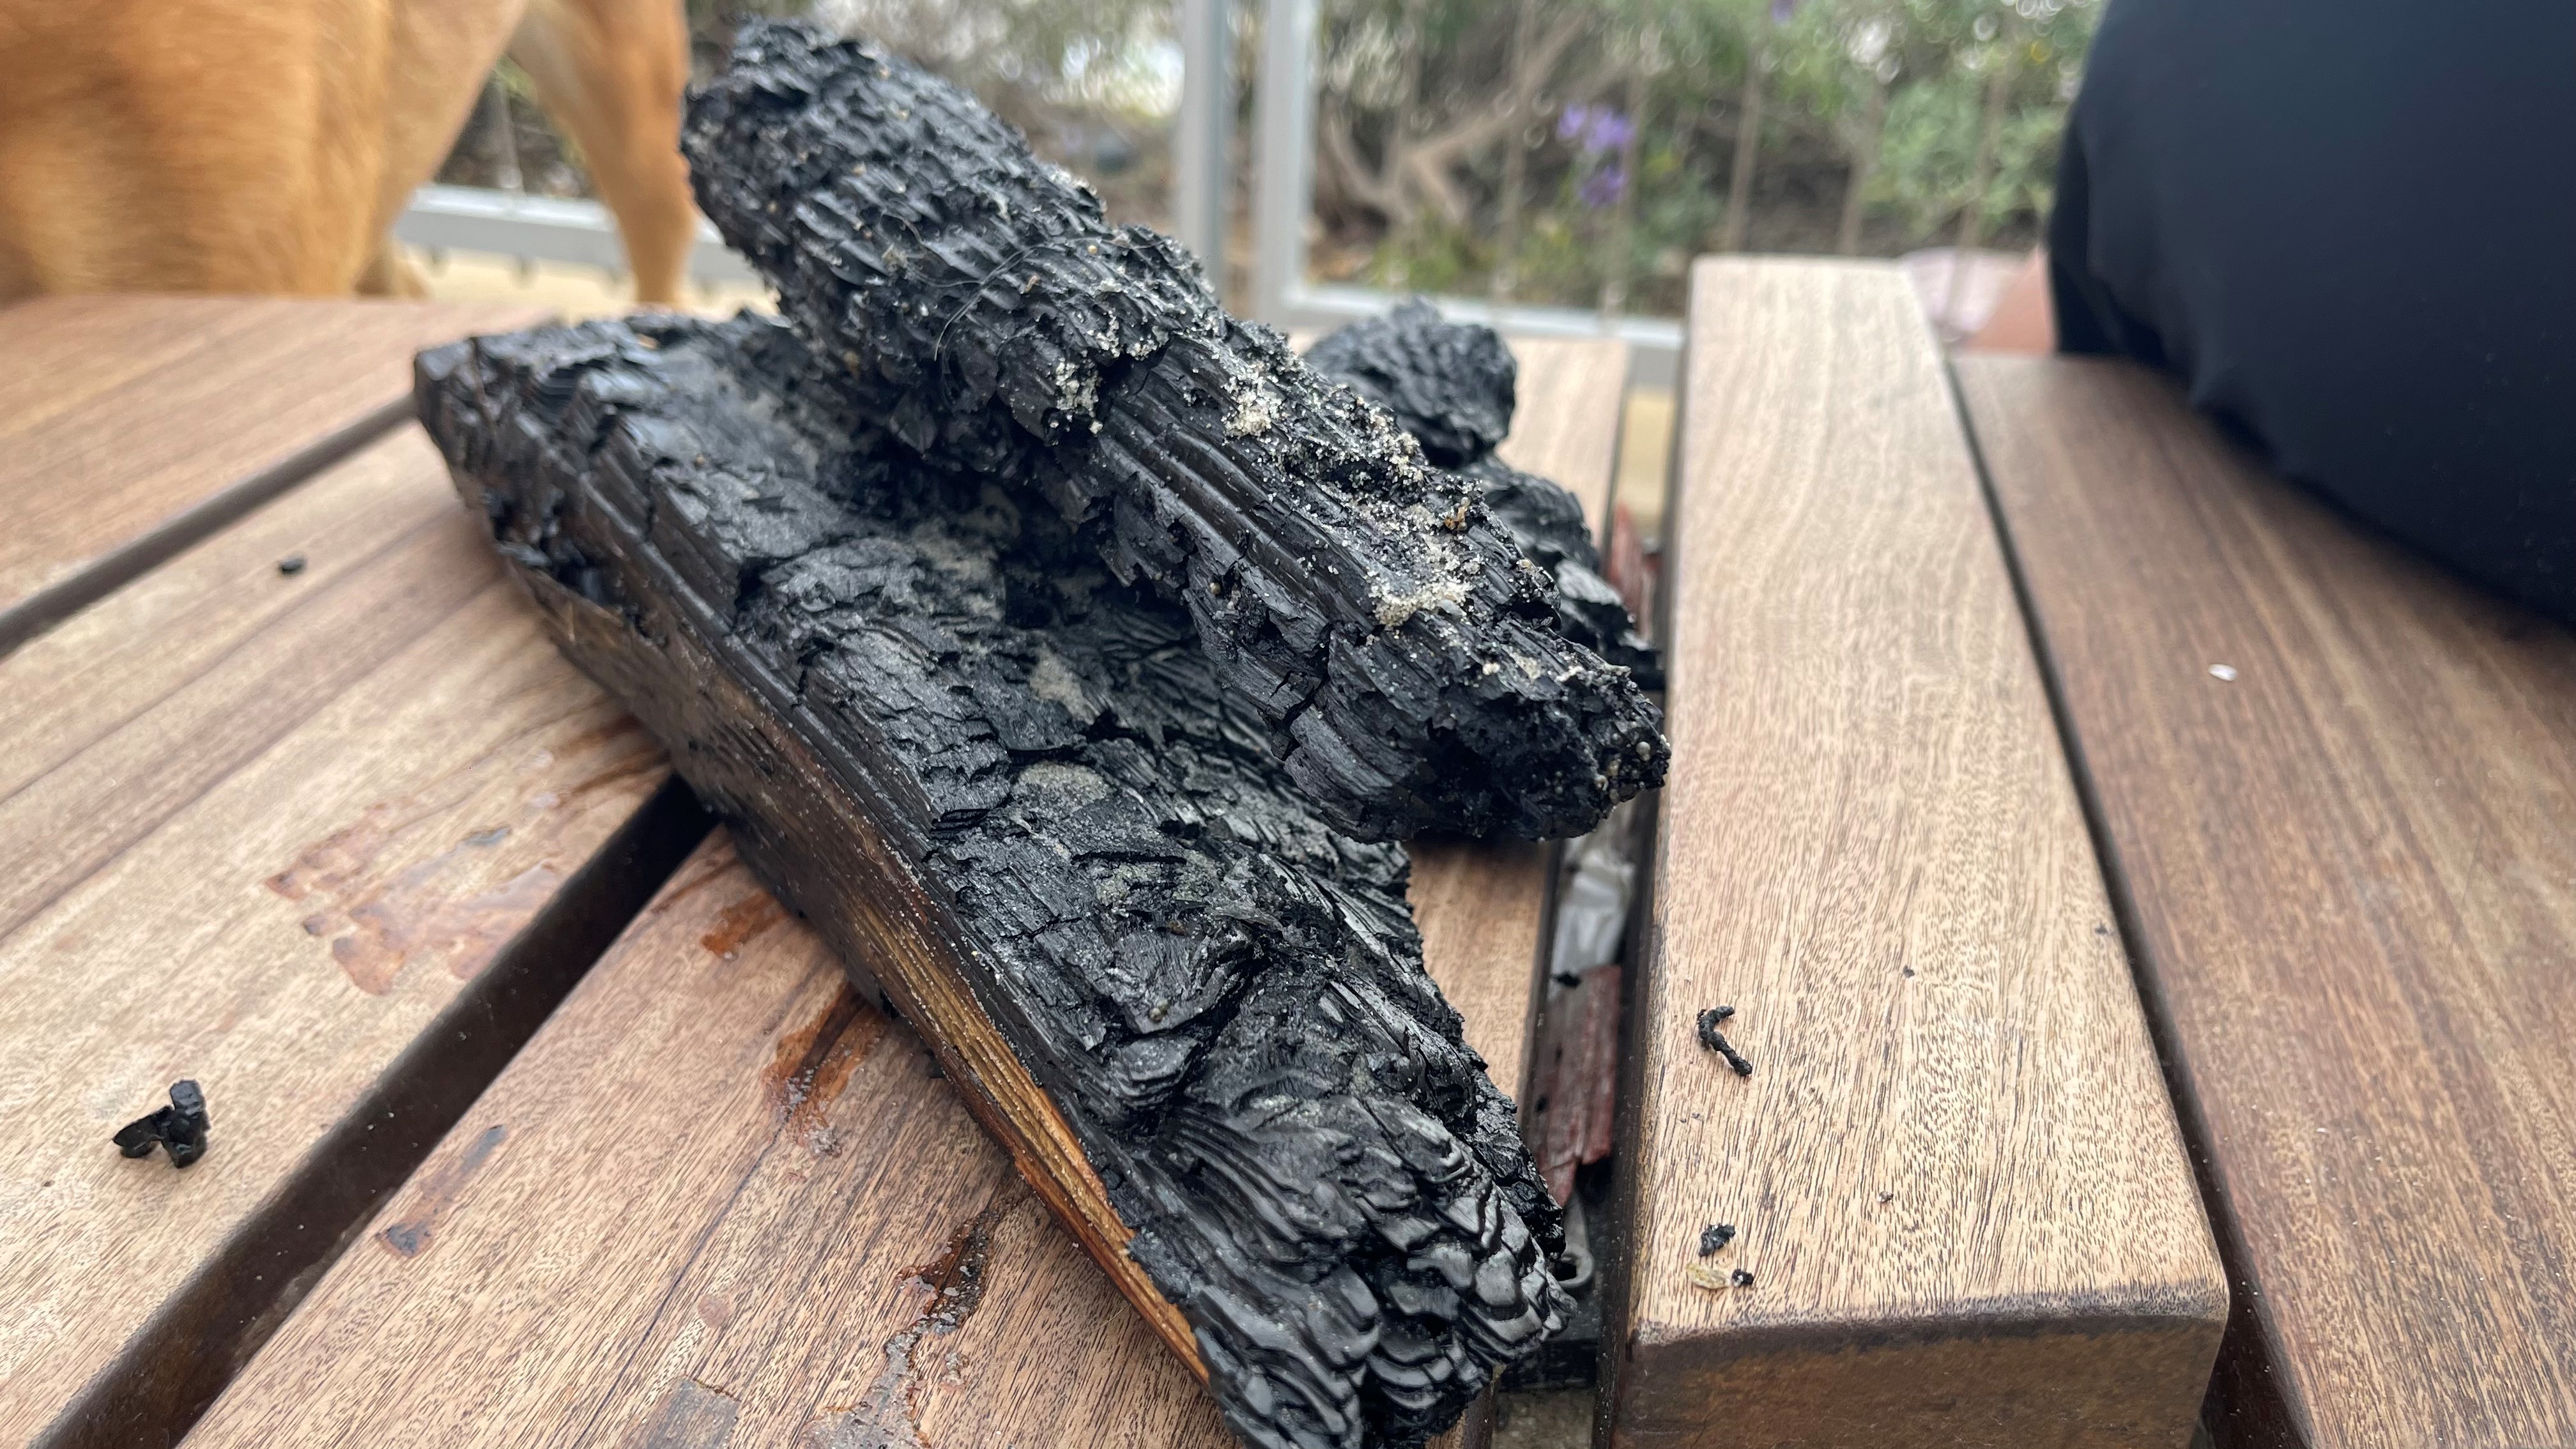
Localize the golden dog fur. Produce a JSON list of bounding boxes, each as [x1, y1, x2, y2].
[[0, 0, 693, 303]]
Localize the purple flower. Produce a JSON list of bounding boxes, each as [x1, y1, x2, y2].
[[1771, 0, 1802, 21], [1579, 162, 1627, 210], [1559, 104, 1633, 157]]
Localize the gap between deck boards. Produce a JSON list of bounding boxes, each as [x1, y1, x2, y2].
[[1942, 357, 2280, 1449], [33, 778, 712, 1449], [0, 395, 415, 661]]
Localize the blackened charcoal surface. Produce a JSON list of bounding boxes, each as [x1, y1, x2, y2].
[[1462, 459, 1663, 689], [680, 21, 1664, 843], [416, 312, 1567, 1449], [1301, 309, 1664, 691], [1301, 299, 1515, 469], [112, 1080, 210, 1168]]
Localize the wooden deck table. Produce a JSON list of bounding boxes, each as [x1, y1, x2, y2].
[[22, 266, 2558, 1449], [1956, 357, 2576, 1449], [1601, 256, 2573, 1449], [1600, 259, 2226, 1449], [0, 294, 1619, 1449]]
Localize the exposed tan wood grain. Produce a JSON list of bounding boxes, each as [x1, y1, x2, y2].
[[1495, 339, 1627, 528], [183, 337, 1625, 1449], [1602, 259, 2224, 1449], [0, 431, 457, 802], [0, 421, 694, 1449], [1956, 355, 2576, 1449], [0, 296, 544, 654], [184, 834, 1232, 1449], [182, 825, 1540, 1449]]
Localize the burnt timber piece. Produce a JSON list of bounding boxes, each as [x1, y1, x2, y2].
[[1302, 305, 1662, 689], [1301, 300, 1516, 470], [111, 1080, 210, 1169], [416, 312, 1568, 1449], [682, 22, 1666, 843]]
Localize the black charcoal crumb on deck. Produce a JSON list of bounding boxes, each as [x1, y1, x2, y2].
[[1730, 1268, 1756, 1287], [112, 1079, 210, 1168], [682, 21, 1667, 844], [1698, 1222, 1736, 1256], [276, 554, 307, 575], [1696, 1006, 1752, 1077], [418, 312, 1568, 1449]]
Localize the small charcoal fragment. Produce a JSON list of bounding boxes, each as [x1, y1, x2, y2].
[[1698, 1222, 1736, 1257], [683, 22, 1667, 843], [1730, 1268, 1756, 1287], [112, 1079, 210, 1168], [1301, 298, 1515, 468], [1696, 1006, 1752, 1077], [276, 555, 307, 576]]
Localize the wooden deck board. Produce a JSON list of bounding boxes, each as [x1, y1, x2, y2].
[[0, 296, 543, 654], [1956, 355, 2576, 1449], [1600, 259, 2225, 1449], [184, 338, 1626, 1449], [0, 424, 697, 1449]]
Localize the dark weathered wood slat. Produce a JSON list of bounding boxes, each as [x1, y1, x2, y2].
[[0, 420, 699, 1449], [1602, 259, 2225, 1449], [1957, 355, 2576, 1449], [0, 296, 544, 654], [183, 338, 1625, 1449]]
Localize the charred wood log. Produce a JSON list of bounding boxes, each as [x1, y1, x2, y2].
[[681, 22, 1665, 843], [1303, 305, 1662, 689], [416, 312, 1568, 1449]]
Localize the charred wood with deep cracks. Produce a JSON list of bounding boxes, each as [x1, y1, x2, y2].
[[1301, 305, 1662, 689], [680, 22, 1666, 843], [416, 313, 1568, 1449]]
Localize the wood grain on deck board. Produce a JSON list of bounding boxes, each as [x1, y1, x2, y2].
[[0, 424, 694, 1449], [0, 296, 543, 654], [183, 823, 1542, 1449], [1956, 355, 2576, 1449], [1600, 259, 2224, 1449], [185, 338, 1625, 1449], [183, 834, 1236, 1449]]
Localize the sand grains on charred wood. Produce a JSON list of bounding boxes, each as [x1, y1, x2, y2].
[[681, 21, 1666, 843], [1302, 303, 1662, 690], [415, 312, 1568, 1449]]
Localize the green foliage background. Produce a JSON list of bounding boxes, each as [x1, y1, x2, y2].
[[456, 0, 2104, 318], [1322, 0, 2101, 313]]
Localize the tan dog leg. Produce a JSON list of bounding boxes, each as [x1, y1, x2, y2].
[[508, 0, 694, 305], [355, 238, 430, 297]]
